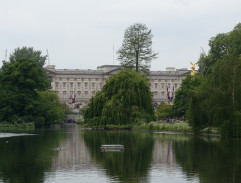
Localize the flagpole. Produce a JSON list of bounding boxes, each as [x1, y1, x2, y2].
[[113, 44, 115, 65]]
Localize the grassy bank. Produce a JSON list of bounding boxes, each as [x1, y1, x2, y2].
[[133, 121, 193, 133], [80, 121, 220, 136], [0, 122, 35, 130], [81, 123, 133, 129], [133, 121, 220, 135]]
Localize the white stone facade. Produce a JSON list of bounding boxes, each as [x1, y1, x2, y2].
[[45, 65, 190, 108]]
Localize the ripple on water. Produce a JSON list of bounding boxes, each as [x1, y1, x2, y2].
[[0, 133, 35, 138]]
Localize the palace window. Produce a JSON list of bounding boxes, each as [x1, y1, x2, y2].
[[92, 82, 95, 89], [84, 91, 88, 98], [70, 82, 73, 88], [155, 83, 158, 89], [63, 82, 66, 88], [63, 92, 66, 99], [55, 82, 59, 88], [153, 91, 158, 98], [77, 92, 81, 98], [161, 83, 164, 89], [161, 91, 165, 98], [78, 82, 81, 89], [85, 82, 88, 89], [99, 82, 102, 89]]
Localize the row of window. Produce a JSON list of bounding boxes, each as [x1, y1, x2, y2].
[[56, 77, 180, 82], [150, 78, 180, 82], [153, 91, 174, 98], [152, 83, 178, 89], [59, 90, 174, 100], [60, 91, 96, 99], [55, 82, 102, 89], [56, 82, 178, 90], [56, 77, 105, 81]]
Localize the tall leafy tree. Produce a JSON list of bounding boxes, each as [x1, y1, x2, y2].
[[0, 58, 50, 122], [198, 23, 241, 76], [116, 23, 158, 74], [0, 47, 64, 126], [188, 23, 241, 136], [172, 75, 201, 118]]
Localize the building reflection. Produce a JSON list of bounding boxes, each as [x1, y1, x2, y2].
[[50, 125, 95, 171]]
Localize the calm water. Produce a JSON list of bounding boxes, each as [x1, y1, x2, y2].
[[0, 125, 241, 183]]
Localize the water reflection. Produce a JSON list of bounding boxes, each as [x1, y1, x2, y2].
[[83, 130, 154, 183], [0, 129, 65, 183], [49, 125, 94, 172], [1, 127, 241, 183], [174, 136, 241, 183]]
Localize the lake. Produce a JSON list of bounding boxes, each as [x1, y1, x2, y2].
[[0, 124, 241, 183]]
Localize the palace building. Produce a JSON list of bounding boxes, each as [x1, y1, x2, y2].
[[45, 65, 191, 108]]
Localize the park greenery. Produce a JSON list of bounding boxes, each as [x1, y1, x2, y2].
[[117, 23, 158, 74], [187, 23, 241, 137], [0, 47, 65, 127], [172, 75, 201, 118], [155, 103, 172, 120], [84, 70, 155, 127], [170, 23, 241, 137], [85, 23, 241, 137]]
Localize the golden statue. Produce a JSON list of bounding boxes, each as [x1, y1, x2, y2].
[[190, 62, 195, 76]]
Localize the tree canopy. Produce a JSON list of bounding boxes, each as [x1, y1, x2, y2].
[[187, 23, 241, 136], [155, 103, 172, 120], [172, 75, 201, 118], [84, 70, 155, 126], [2, 47, 47, 69], [0, 56, 64, 126], [116, 23, 158, 74]]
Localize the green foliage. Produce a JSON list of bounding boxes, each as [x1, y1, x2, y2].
[[198, 23, 241, 76], [116, 23, 158, 74], [2, 46, 46, 69], [84, 70, 155, 126], [0, 55, 63, 126], [33, 91, 65, 126], [188, 23, 241, 137], [0, 58, 50, 122], [0, 122, 35, 130], [133, 122, 193, 133], [172, 74, 201, 117], [155, 103, 172, 120]]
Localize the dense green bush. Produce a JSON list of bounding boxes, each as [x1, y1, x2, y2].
[[155, 103, 172, 120]]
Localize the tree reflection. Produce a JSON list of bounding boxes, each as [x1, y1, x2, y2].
[[174, 136, 241, 183], [0, 130, 65, 183], [83, 130, 154, 183]]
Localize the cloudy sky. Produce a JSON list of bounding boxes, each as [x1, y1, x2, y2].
[[0, 0, 241, 70]]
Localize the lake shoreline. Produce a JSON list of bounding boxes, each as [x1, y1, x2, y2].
[[82, 122, 220, 137]]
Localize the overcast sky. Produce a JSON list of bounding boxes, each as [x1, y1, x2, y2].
[[0, 0, 241, 71]]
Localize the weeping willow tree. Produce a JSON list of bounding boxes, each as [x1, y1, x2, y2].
[[84, 70, 154, 126]]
